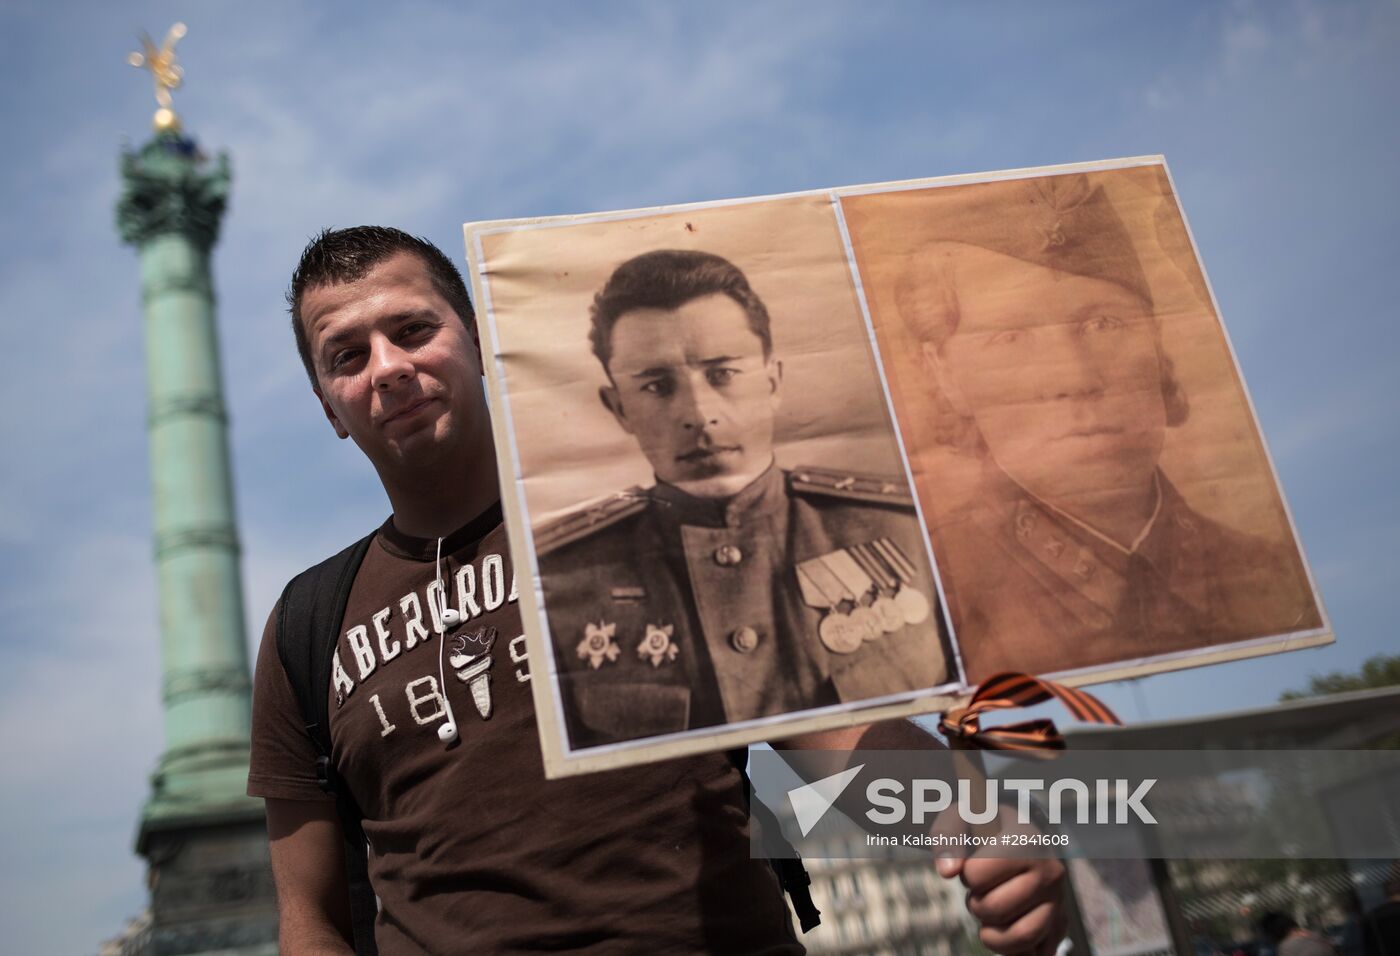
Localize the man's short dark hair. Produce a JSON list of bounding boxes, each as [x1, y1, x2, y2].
[[287, 226, 475, 387], [588, 249, 772, 374]]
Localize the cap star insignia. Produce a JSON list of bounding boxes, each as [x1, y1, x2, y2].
[[577, 620, 620, 669], [638, 623, 679, 668]]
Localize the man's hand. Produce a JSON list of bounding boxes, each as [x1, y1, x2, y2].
[[774, 719, 1070, 953], [937, 852, 1067, 955]]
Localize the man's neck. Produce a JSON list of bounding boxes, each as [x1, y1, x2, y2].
[[381, 435, 501, 540]]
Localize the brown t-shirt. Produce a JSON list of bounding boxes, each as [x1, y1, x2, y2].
[[248, 508, 800, 955]]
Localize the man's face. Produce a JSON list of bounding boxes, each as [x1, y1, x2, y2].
[[925, 246, 1167, 507], [600, 292, 781, 498], [301, 252, 487, 476]]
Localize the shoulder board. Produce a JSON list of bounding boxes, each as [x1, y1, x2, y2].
[[534, 488, 650, 555], [789, 466, 914, 508]]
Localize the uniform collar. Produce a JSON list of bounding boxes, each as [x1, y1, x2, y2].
[[1030, 470, 1164, 558], [968, 463, 1217, 624], [649, 461, 786, 529]]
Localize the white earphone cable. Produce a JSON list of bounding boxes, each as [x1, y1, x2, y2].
[[435, 535, 458, 744]]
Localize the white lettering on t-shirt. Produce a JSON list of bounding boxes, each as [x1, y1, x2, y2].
[[508, 569, 518, 603], [509, 634, 530, 683], [373, 606, 400, 663], [454, 565, 482, 620], [345, 625, 377, 679], [482, 554, 505, 611], [400, 592, 430, 650], [332, 650, 355, 700], [370, 693, 397, 737], [405, 675, 446, 725]]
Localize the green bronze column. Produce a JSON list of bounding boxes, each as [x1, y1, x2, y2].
[[107, 25, 276, 955], [118, 113, 254, 831]]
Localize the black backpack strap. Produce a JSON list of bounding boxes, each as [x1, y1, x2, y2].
[[274, 531, 378, 955], [727, 748, 822, 934]]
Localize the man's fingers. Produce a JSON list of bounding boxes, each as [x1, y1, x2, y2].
[[977, 898, 1060, 954], [962, 856, 1067, 954], [958, 853, 1032, 893], [926, 790, 972, 875], [964, 866, 1057, 928]]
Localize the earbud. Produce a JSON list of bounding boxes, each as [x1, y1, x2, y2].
[[441, 606, 462, 627], [437, 722, 458, 743]]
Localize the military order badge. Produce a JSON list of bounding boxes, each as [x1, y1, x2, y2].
[[465, 157, 1330, 777]]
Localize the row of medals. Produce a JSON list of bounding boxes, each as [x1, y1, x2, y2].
[[796, 537, 932, 655]]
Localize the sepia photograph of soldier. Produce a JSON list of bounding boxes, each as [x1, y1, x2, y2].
[[841, 164, 1325, 683], [472, 195, 957, 755], [533, 248, 950, 748]]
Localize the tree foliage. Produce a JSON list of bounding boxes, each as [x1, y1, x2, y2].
[[1280, 653, 1400, 701]]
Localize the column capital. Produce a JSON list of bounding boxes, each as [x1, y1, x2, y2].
[[117, 131, 231, 251]]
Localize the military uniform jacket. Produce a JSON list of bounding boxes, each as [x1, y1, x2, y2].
[[932, 466, 1322, 683], [536, 465, 950, 748]]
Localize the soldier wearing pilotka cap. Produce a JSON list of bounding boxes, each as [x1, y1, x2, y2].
[[535, 249, 953, 748], [891, 171, 1321, 681]]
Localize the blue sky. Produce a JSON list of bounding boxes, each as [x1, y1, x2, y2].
[[1, 1, 1397, 951]]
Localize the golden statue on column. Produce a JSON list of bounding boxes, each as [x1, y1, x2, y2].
[[127, 22, 188, 132]]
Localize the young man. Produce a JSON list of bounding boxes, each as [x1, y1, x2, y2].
[[248, 226, 1067, 954], [538, 249, 949, 748]]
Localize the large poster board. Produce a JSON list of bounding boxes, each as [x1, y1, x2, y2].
[[464, 157, 1330, 778]]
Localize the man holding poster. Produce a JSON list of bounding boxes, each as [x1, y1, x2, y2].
[[536, 249, 951, 748], [249, 227, 1067, 955]]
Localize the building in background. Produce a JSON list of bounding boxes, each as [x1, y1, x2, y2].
[[772, 804, 976, 955], [1067, 684, 1400, 955], [802, 845, 974, 956]]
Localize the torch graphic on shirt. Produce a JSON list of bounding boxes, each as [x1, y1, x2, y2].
[[448, 625, 497, 720]]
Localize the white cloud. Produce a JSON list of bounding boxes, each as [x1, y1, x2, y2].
[[1222, 17, 1270, 74]]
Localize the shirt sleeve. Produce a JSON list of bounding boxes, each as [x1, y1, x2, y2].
[[247, 602, 335, 802]]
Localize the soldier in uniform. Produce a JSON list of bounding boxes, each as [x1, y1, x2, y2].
[[890, 174, 1321, 682], [536, 249, 950, 748]]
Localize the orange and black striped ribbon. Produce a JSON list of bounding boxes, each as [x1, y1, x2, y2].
[[938, 672, 1121, 753]]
